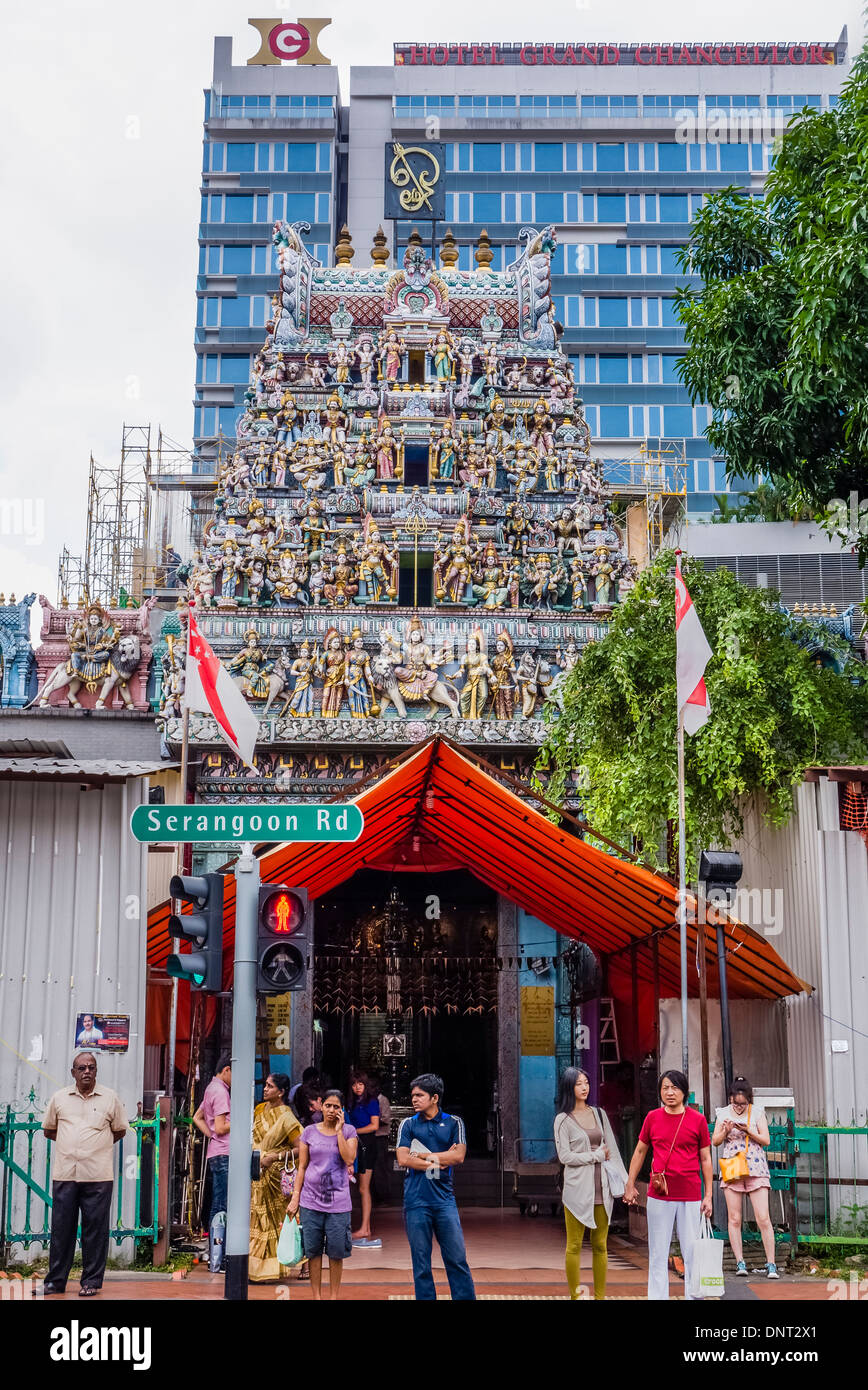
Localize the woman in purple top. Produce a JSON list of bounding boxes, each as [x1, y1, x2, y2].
[[288, 1090, 358, 1301]]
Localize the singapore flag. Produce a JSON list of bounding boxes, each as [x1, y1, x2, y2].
[[184, 608, 259, 767], [675, 558, 712, 735]]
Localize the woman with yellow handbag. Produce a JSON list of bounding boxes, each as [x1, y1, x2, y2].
[[712, 1077, 778, 1279]]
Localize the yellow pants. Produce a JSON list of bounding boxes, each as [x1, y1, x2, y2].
[[564, 1203, 609, 1300]]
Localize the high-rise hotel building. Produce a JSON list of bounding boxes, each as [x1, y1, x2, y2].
[[194, 26, 847, 510]]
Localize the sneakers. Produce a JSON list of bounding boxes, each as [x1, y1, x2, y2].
[[352, 1237, 382, 1249], [766, 1263, 780, 1279], [735, 1260, 748, 1276]]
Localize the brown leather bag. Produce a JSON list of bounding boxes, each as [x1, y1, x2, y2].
[[649, 1109, 687, 1196]]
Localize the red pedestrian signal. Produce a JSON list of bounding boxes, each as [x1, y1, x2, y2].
[[260, 888, 304, 936], [257, 885, 309, 994]]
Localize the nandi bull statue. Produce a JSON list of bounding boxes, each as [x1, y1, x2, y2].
[[31, 599, 147, 710]]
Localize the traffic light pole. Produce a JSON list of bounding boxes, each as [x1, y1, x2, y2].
[[224, 844, 260, 1301]]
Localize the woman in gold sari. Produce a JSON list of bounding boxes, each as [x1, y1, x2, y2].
[[249, 1073, 303, 1282]]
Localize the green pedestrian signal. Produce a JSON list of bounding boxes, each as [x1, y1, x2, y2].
[[168, 873, 225, 992]]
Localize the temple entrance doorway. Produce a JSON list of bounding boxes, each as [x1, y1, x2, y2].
[[312, 870, 499, 1180]]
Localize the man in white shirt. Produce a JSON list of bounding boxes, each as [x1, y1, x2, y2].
[[42, 1052, 128, 1295]]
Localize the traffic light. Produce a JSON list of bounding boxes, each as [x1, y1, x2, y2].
[[168, 873, 225, 992], [257, 885, 308, 994]]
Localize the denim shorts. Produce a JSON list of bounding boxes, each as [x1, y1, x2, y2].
[[299, 1206, 353, 1260]]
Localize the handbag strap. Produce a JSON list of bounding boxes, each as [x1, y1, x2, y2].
[[658, 1107, 687, 1175], [742, 1106, 751, 1155]]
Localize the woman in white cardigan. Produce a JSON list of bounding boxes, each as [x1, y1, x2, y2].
[[553, 1067, 629, 1300]]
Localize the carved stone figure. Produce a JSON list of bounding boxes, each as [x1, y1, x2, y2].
[[345, 628, 374, 717], [318, 627, 346, 717], [458, 630, 494, 719], [490, 631, 517, 719], [228, 628, 274, 700]]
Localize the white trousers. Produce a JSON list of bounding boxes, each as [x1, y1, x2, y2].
[[646, 1197, 701, 1300]]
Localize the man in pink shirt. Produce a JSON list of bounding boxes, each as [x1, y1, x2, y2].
[[194, 1056, 231, 1227]]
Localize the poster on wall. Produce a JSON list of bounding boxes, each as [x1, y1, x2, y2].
[[73, 1013, 130, 1053], [520, 986, 555, 1056]]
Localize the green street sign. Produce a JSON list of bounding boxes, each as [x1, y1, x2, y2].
[[130, 803, 364, 844]]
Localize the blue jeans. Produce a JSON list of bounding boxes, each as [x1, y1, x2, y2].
[[404, 1201, 476, 1301], [208, 1155, 229, 1225]]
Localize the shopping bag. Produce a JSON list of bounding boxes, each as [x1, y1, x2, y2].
[[277, 1214, 304, 1267], [208, 1210, 226, 1273], [689, 1214, 725, 1298], [603, 1159, 625, 1198]]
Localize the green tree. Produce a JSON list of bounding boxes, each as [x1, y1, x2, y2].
[[536, 554, 868, 876], [674, 49, 868, 560]]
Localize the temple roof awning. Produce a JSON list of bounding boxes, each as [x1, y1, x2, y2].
[[146, 736, 809, 1000]]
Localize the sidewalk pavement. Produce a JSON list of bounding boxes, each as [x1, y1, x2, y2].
[[12, 1209, 837, 1301]]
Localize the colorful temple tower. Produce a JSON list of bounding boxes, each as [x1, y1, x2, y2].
[[159, 221, 635, 803]]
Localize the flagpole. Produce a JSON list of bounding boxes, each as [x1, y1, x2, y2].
[[677, 705, 689, 1076]]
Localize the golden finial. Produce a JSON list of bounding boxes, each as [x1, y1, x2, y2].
[[371, 225, 389, 266], [830, 603, 838, 616], [440, 228, 459, 267], [475, 229, 494, 269], [407, 227, 424, 252], [334, 224, 354, 266], [793, 602, 801, 615], [0, 594, 5, 606], [9, 593, 15, 604]]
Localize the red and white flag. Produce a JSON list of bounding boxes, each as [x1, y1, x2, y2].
[[184, 608, 259, 767], [675, 557, 712, 735]]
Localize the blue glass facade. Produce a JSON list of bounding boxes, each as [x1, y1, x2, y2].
[[196, 36, 844, 505]]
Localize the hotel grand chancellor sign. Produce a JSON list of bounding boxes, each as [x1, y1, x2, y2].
[[394, 40, 843, 67]]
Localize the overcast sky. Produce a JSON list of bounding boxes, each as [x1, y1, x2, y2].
[[0, 0, 862, 638]]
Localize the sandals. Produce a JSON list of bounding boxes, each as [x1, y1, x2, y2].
[[79, 1285, 100, 1297]]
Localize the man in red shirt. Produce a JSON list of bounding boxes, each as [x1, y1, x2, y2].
[[624, 1069, 713, 1300]]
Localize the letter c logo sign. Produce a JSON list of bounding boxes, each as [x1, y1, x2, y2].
[[269, 22, 311, 61]]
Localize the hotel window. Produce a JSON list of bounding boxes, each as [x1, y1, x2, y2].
[[224, 195, 252, 222], [628, 195, 641, 222], [646, 299, 660, 326], [564, 295, 581, 326], [474, 192, 501, 223], [219, 297, 251, 327], [657, 142, 687, 172], [536, 192, 563, 222], [565, 193, 580, 223], [272, 193, 285, 220], [720, 144, 750, 172], [659, 246, 682, 275], [583, 194, 595, 222], [458, 143, 471, 171], [599, 355, 628, 383], [661, 298, 679, 326], [519, 144, 532, 172], [256, 143, 269, 171], [599, 298, 628, 327], [198, 407, 216, 437], [648, 405, 662, 435], [644, 195, 658, 222], [627, 144, 640, 171], [564, 244, 594, 274], [659, 195, 688, 223], [630, 356, 644, 384], [598, 245, 626, 275], [318, 142, 331, 171], [643, 143, 656, 171], [285, 193, 317, 222], [629, 298, 643, 325], [226, 143, 255, 172], [582, 356, 597, 383], [207, 245, 221, 274], [628, 246, 642, 274], [253, 245, 269, 274], [287, 143, 317, 171], [596, 143, 625, 172], [316, 192, 330, 223], [646, 355, 661, 383], [661, 355, 683, 383], [631, 407, 645, 436], [535, 143, 563, 172], [583, 297, 597, 326], [256, 195, 269, 221], [204, 355, 218, 383], [582, 144, 594, 172], [503, 144, 516, 171], [565, 143, 579, 171], [210, 143, 224, 172], [597, 195, 626, 223], [600, 406, 629, 437], [219, 354, 250, 384], [664, 406, 694, 436], [204, 297, 219, 326], [473, 143, 501, 172], [222, 246, 251, 275]]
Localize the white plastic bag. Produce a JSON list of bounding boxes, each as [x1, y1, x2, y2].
[[603, 1159, 625, 1198], [689, 1214, 724, 1298], [277, 1214, 304, 1266]]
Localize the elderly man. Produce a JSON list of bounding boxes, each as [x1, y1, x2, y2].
[[42, 1052, 128, 1296]]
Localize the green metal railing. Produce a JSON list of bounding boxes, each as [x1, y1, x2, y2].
[[0, 1092, 161, 1258], [711, 1116, 868, 1251]]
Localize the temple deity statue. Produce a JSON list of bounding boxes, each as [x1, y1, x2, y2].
[[458, 438, 486, 490], [542, 449, 561, 492], [219, 539, 243, 599], [67, 603, 119, 690], [431, 329, 455, 383], [283, 638, 317, 716], [484, 396, 511, 454], [456, 339, 476, 393], [563, 449, 580, 491], [514, 649, 546, 717], [323, 543, 359, 608], [503, 499, 533, 556], [480, 301, 504, 337], [228, 628, 274, 701], [356, 335, 377, 390], [458, 631, 494, 719], [328, 341, 355, 385], [252, 443, 270, 487], [346, 439, 376, 488], [322, 394, 349, 446], [431, 418, 459, 481], [271, 448, 287, 488], [570, 555, 590, 609], [272, 550, 308, 607], [471, 543, 510, 610], [529, 398, 556, 455], [481, 340, 500, 389], [555, 506, 583, 557], [300, 500, 329, 556], [187, 548, 214, 608], [354, 518, 399, 602], [276, 394, 302, 446], [290, 441, 329, 492], [433, 519, 476, 604], [375, 419, 402, 480], [345, 628, 374, 717], [244, 554, 272, 606], [305, 356, 328, 389], [318, 628, 346, 717], [592, 549, 615, 607], [490, 631, 517, 720], [523, 552, 568, 609], [505, 445, 539, 496], [378, 330, 406, 383]]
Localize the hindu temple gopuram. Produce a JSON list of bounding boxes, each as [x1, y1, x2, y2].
[[157, 220, 636, 802]]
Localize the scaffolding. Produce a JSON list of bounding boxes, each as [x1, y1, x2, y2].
[[606, 440, 688, 565], [56, 425, 221, 608]]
